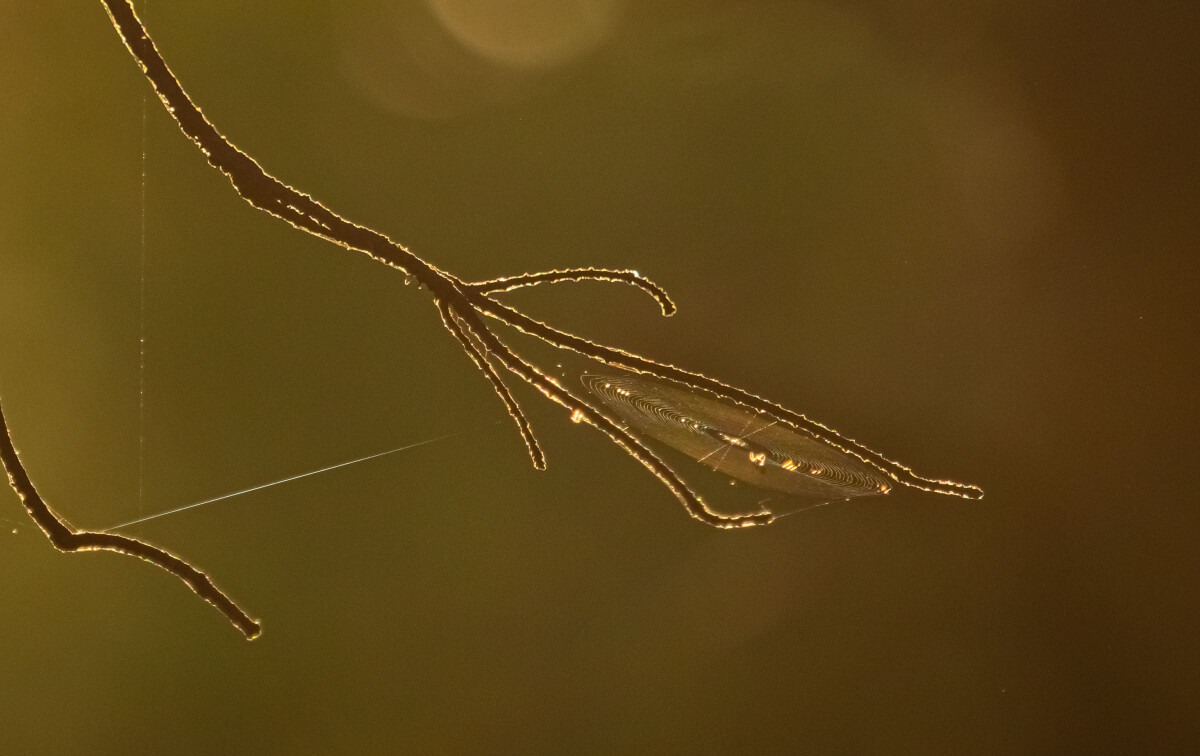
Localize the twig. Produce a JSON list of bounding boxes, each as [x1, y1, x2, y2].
[[98, 0, 981, 517], [469, 268, 677, 316], [99, 0, 791, 525], [0, 400, 260, 639], [4, 2, 983, 636]]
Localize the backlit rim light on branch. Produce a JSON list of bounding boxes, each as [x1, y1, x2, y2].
[[4, 1, 983, 639]]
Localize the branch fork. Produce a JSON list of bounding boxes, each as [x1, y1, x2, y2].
[[1, 1, 982, 638]]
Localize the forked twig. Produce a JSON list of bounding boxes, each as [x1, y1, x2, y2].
[[6, 1, 981, 637], [98, 0, 795, 525], [0, 401, 260, 639], [436, 299, 545, 469]]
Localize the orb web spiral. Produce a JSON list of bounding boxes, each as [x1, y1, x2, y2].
[[583, 373, 892, 498]]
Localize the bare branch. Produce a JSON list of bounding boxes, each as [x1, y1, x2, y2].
[[439, 304, 773, 527], [100, 0, 442, 284], [471, 268, 677, 317], [472, 297, 986, 501], [98, 0, 981, 516], [0, 400, 260, 639], [12, 0, 982, 636], [435, 298, 545, 470]]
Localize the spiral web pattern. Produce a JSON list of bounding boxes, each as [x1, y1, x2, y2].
[[583, 374, 893, 499]]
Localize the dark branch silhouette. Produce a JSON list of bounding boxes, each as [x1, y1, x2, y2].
[[469, 268, 677, 316], [5, 1, 982, 637], [436, 298, 546, 469], [0, 401, 260, 639]]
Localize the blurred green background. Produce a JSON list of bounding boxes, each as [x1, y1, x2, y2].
[[2, 1, 1197, 752]]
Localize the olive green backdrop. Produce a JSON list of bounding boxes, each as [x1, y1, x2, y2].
[[2, 2, 1197, 753]]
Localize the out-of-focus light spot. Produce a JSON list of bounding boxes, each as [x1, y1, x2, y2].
[[340, 2, 527, 120], [340, 0, 621, 120], [427, 0, 622, 69]]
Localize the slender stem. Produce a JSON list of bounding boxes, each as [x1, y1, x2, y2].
[[441, 295, 773, 528], [100, 0, 783, 516], [436, 299, 545, 469], [101, 0, 980, 512], [470, 268, 677, 317], [2, 0, 983, 640], [0, 400, 260, 639], [100, 0, 447, 289], [474, 297, 985, 500]]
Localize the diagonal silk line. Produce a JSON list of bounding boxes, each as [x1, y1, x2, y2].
[[770, 499, 834, 520], [100, 429, 467, 533]]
